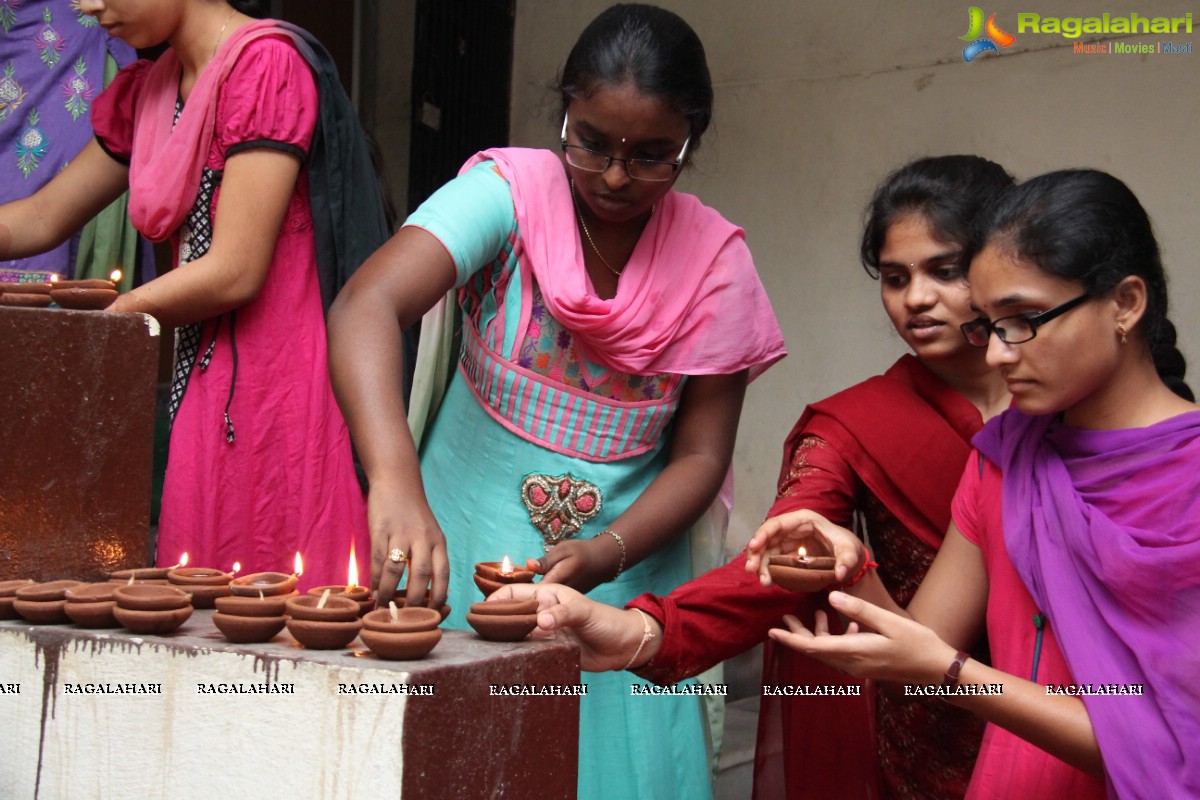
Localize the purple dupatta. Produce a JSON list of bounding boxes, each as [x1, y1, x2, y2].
[[973, 409, 1200, 799]]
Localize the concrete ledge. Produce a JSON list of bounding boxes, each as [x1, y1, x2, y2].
[[0, 613, 580, 799]]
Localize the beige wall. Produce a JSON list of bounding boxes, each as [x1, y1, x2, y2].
[[511, 0, 1200, 549]]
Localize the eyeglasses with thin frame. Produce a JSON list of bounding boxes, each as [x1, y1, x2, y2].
[[960, 291, 1091, 347], [559, 113, 689, 182]]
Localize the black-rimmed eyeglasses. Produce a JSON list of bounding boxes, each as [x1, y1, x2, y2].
[[560, 113, 689, 182], [960, 292, 1091, 346]]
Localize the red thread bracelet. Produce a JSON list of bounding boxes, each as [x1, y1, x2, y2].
[[832, 547, 877, 591]]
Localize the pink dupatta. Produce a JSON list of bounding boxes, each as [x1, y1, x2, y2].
[[126, 20, 303, 242], [460, 148, 785, 378]]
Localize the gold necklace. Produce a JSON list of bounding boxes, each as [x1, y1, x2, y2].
[[211, 6, 238, 61], [570, 179, 622, 277]]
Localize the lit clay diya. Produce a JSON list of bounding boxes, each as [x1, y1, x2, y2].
[[230, 572, 298, 597], [359, 607, 442, 660], [466, 598, 539, 642], [211, 594, 288, 644], [112, 584, 193, 634], [767, 533, 839, 593], [0, 579, 36, 620], [168, 567, 233, 609], [308, 584, 373, 616], [63, 584, 120, 628], [473, 559, 535, 597], [285, 595, 362, 650], [12, 580, 86, 624], [389, 587, 451, 621]]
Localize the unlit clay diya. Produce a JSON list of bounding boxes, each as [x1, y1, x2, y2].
[[63, 584, 120, 628], [108, 567, 171, 585], [308, 584, 373, 616], [473, 558, 536, 597], [12, 580, 86, 624], [230, 572, 298, 597], [49, 280, 118, 310], [767, 533, 839, 593], [285, 595, 362, 650], [168, 566, 233, 609], [0, 282, 53, 307], [112, 584, 194, 634], [0, 579, 36, 620], [466, 598, 539, 642], [359, 606, 442, 660], [212, 593, 289, 644], [389, 587, 452, 620]]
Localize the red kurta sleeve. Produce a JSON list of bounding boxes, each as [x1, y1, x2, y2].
[[630, 433, 862, 685]]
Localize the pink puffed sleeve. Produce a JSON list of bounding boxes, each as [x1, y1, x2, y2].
[[214, 37, 318, 161], [91, 59, 154, 164]]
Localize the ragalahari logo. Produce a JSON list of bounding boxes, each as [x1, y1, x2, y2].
[[960, 7, 1016, 61]]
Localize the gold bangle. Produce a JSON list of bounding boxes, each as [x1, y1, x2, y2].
[[601, 528, 626, 581], [622, 608, 655, 671]]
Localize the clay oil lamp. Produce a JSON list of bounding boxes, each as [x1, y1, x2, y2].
[[767, 533, 839, 593], [213, 589, 289, 644], [107, 567, 171, 585], [12, 580, 84, 624], [359, 602, 442, 660], [466, 597, 539, 642], [389, 587, 451, 621], [112, 584, 194, 634], [48, 270, 120, 310], [63, 583, 121, 629], [285, 590, 362, 650], [0, 281, 53, 307], [473, 555, 535, 597], [0, 579, 36, 620], [230, 552, 302, 598], [167, 561, 236, 609], [307, 545, 372, 615]]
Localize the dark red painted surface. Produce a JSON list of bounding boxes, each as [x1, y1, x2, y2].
[[0, 307, 158, 581]]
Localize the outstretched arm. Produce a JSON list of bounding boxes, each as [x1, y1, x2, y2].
[[327, 226, 458, 609], [0, 140, 128, 260]]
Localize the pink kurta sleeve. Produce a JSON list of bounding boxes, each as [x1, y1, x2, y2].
[[91, 59, 154, 163], [214, 37, 317, 160]]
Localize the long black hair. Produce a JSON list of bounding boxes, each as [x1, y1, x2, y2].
[[973, 169, 1192, 400], [860, 155, 1015, 277], [558, 4, 712, 156]]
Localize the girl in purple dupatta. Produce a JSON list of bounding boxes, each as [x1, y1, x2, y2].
[[748, 169, 1199, 799]]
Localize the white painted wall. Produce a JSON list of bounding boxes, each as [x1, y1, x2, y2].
[[511, 0, 1200, 549]]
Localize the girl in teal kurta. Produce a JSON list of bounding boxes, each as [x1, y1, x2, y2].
[[328, 6, 784, 797]]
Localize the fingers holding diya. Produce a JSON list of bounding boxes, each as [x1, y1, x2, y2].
[[767, 533, 840, 593]]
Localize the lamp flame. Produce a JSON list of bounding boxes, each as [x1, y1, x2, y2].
[[797, 546, 808, 561], [500, 555, 514, 576], [231, 562, 241, 575], [294, 551, 304, 577], [179, 552, 189, 568], [347, 544, 359, 590], [109, 269, 122, 284]]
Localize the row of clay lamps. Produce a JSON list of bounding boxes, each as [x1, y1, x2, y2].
[[467, 561, 539, 641], [0, 279, 117, 309], [0, 579, 194, 634]]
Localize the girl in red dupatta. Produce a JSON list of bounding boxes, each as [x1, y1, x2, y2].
[[488, 155, 1014, 799], [0, 1, 378, 588], [754, 170, 1199, 799]]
